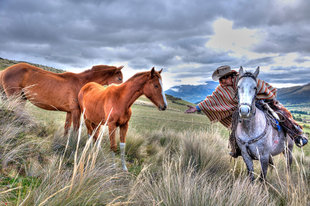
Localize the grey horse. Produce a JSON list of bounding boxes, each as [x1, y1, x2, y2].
[[235, 66, 294, 181]]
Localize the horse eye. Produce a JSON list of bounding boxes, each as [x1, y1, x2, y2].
[[154, 85, 159, 88], [118, 77, 122, 81]]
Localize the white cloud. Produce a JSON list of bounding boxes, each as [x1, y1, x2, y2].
[[205, 18, 265, 59]]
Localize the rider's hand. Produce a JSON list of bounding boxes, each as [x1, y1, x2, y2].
[[185, 105, 197, 113]]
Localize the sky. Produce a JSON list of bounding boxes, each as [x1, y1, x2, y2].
[[1, 0, 310, 90]]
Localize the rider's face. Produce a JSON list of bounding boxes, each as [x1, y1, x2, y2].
[[219, 75, 233, 87]]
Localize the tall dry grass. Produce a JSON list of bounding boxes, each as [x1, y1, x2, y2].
[[127, 127, 310, 206], [0, 98, 132, 205], [0, 96, 309, 205]]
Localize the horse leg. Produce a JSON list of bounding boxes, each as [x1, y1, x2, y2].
[[283, 138, 294, 173], [241, 151, 255, 182], [108, 123, 117, 169], [259, 155, 269, 182], [84, 119, 94, 137], [119, 122, 129, 171], [64, 112, 72, 136], [0, 84, 7, 101], [71, 108, 81, 133]]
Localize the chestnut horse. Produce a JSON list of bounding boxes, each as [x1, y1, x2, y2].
[[0, 63, 123, 135], [78, 67, 167, 171]]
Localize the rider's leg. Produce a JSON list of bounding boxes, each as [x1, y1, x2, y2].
[[229, 132, 241, 158], [268, 99, 308, 147]]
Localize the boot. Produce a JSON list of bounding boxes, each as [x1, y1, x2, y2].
[[229, 148, 241, 158], [229, 132, 241, 158], [294, 135, 308, 147]]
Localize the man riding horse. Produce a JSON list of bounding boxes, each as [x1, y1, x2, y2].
[[186, 65, 308, 158]]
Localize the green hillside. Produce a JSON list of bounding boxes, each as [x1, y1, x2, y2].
[[0, 57, 64, 73], [278, 83, 310, 104]]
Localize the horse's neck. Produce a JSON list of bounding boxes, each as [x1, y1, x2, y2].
[[239, 107, 266, 136], [119, 77, 146, 109]]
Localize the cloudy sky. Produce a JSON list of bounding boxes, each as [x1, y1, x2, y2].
[[1, 0, 310, 89]]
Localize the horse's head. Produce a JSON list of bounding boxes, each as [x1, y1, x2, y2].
[[237, 66, 259, 119], [91, 65, 124, 85], [143, 67, 167, 111], [107, 65, 124, 85]]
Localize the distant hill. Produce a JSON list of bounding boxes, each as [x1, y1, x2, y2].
[[277, 83, 310, 104], [165, 81, 310, 105], [0, 57, 64, 73], [165, 81, 219, 103]]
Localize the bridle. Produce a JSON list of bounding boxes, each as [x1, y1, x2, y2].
[[237, 72, 258, 118]]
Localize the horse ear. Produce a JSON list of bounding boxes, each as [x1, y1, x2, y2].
[[239, 66, 244, 76], [118, 65, 124, 70], [151, 67, 155, 77], [253, 66, 259, 78], [159, 68, 163, 74]]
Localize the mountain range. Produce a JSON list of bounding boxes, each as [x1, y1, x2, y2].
[[165, 81, 219, 104], [165, 81, 310, 105]]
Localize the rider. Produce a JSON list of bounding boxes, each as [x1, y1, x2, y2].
[[185, 65, 308, 157]]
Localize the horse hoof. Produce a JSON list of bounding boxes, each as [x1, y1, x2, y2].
[[229, 152, 241, 158], [122, 165, 128, 172]]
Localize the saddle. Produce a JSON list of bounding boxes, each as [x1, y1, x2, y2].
[[256, 99, 303, 139]]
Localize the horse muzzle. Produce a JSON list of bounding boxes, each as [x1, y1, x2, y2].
[[159, 104, 167, 111], [239, 105, 251, 118]]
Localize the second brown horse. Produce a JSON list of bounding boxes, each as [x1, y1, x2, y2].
[[78, 67, 167, 171], [0, 63, 124, 135]]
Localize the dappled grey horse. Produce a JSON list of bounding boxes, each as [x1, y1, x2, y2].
[[235, 66, 294, 181]]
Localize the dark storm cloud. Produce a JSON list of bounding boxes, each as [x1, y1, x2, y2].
[[0, 0, 309, 87], [0, 0, 224, 69], [226, 0, 310, 55]]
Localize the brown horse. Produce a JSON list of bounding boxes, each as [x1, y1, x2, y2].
[[0, 63, 124, 135], [78, 67, 167, 171]]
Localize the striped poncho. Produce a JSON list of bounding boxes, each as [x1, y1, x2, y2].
[[197, 76, 277, 128]]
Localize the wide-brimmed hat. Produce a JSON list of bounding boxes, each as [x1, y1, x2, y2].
[[212, 65, 237, 81]]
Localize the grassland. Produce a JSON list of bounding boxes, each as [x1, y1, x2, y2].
[[0, 57, 309, 205], [0, 94, 309, 205]]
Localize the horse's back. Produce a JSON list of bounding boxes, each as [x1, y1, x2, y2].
[[2, 63, 54, 87], [79, 82, 104, 101], [2, 63, 79, 111], [2, 63, 30, 81], [79, 82, 106, 107]]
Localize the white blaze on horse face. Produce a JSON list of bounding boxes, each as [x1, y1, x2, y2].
[[238, 78, 256, 117], [159, 79, 168, 107], [238, 78, 256, 105]]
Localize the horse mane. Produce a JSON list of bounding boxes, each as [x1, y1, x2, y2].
[[79, 65, 119, 75], [126, 70, 161, 83]]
